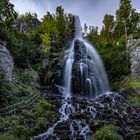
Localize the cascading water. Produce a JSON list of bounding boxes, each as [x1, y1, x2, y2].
[[31, 16, 110, 140], [64, 16, 109, 97], [64, 16, 82, 97]]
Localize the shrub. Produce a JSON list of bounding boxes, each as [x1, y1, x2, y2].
[[128, 96, 140, 106], [0, 68, 37, 108], [0, 133, 19, 140], [91, 125, 123, 140]]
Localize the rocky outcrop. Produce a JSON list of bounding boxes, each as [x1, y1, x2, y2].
[[72, 39, 101, 97], [127, 39, 140, 79], [0, 40, 14, 80], [42, 91, 140, 140], [12, 18, 40, 34]]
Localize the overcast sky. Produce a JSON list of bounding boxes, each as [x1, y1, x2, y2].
[[10, 0, 140, 29]]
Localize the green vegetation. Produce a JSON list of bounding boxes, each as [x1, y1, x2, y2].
[[0, 133, 19, 140], [91, 125, 123, 140], [86, 0, 140, 87], [0, 69, 37, 108], [129, 79, 140, 88], [0, 0, 140, 139], [128, 96, 140, 106], [0, 98, 58, 140]]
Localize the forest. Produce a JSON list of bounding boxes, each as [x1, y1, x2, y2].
[[0, 0, 140, 140]]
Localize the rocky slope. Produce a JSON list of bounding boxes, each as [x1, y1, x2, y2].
[[32, 90, 140, 140]]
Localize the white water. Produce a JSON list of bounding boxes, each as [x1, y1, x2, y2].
[[64, 46, 74, 97], [31, 16, 110, 140], [31, 97, 75, 140], [64, 16, 82, 97], [64, 16, 109, 97]]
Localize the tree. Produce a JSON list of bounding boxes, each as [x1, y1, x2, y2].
[[40, 7, 73, 86], [0, 0, 17, 25], [100, 14, 115, 42], [83, 23, 88, 35], [129, 9, 140, 36], [40, 12, 57, 56], [114, 0, 139, 39], [56, 6, 66, 35], [87, 26, 99, 45]]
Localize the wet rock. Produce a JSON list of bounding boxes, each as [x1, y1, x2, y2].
[[32, 91, 140, 140]]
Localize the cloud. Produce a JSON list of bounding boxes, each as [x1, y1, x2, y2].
[[10, 0, 47, 19], [10, 0, 140, 30]]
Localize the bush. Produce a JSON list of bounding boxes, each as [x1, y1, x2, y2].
[[91, 125, 123, 140], [0, 68, 37, 108], [0, 133, 19, 140], [128, 96, 140, 106], [14, 68, 34, 86]]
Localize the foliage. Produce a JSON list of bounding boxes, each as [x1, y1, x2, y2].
[[128, 96, 140, 106], [44, 71, 54, 86], [0, 133, 18, 140], [14, 68, 34, 86], [0, 68, 36, 108], [86, 0, 140, 86], [0, 0, 18, 25], [129, 79, 140, 88], [91, 125, 123, 140], [100, 14, 115, 42], [39, 6, 73, 86], [0, 98, 58, 140]]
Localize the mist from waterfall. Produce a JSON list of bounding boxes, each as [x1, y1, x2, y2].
[[64, 16, 109, 97]]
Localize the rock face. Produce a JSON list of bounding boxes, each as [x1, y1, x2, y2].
[[72, 39, 102, 97], [12, 18, 40, 34], [127, 39, 140, 79], [0, 40, 14, 80]]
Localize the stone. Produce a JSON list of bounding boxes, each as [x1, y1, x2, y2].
[[31, 69, 40, 88], [36, 90, 140, 140], [12, 17, 40, 34], [42, 59, 49, 68], [127, 38, 140, 79], [0, 40, 14, 80], [72, 39, 101, 97]]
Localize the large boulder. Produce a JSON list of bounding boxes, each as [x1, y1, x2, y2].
[[0, 40, 14, 80], [127, 39, 140, 79]]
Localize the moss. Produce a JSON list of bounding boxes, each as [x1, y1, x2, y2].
[[91, 125, 123, 140], [128, 96, 140, 106]]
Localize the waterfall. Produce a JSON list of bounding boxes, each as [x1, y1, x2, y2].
[[64, 16, 82, 97], [64, 16, 109, 97], [31, 16, 110, 140]]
